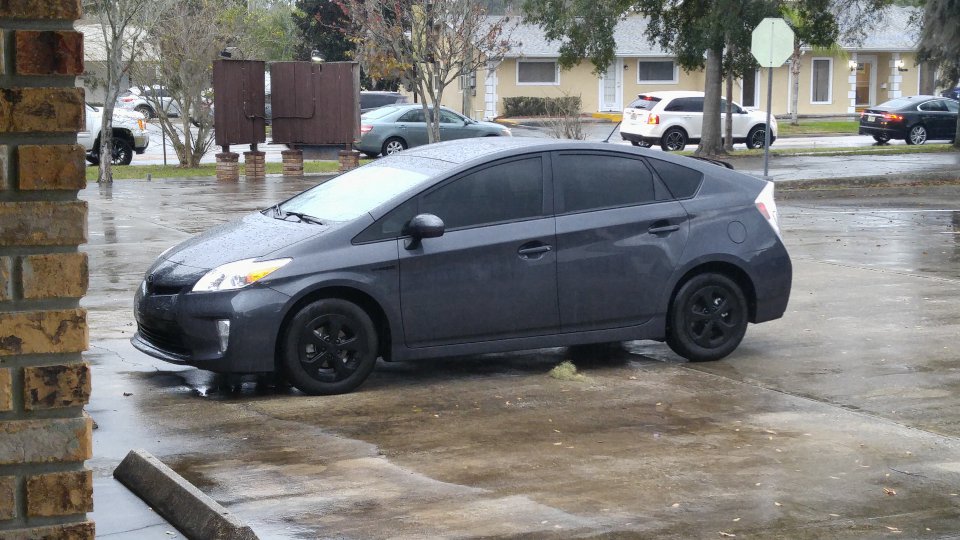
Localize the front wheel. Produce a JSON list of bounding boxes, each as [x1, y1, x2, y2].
[[906, 125, 927, 145], [112, 139, 134, 165], [667, 273, 748, 362], [746, 126, 769, 150], [381, 137, 407, 156], [660, 128, 687, 151], [281, 299, 378, 395]]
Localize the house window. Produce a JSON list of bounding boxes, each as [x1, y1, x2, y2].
[[637, 59, 677, 84], [741, 70, 758, 108], [517, 61, 559, 85], [811, 58, 832, 104]]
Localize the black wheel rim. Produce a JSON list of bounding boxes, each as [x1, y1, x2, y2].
[[751, 129, 765, 148], [665, 132, 685, 151], [298, 314, 366, 383], [111, 145, 131, 165], [683, 285, 743, 349]]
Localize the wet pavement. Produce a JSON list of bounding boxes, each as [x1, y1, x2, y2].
[[83, 179, 960, 538]]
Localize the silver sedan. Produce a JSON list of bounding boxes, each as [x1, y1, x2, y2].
[[355, 104, 511, 157]]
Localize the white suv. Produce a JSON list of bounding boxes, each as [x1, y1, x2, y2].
[[620, 91, 777, 151]]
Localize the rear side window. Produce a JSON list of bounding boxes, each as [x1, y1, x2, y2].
[[554, 154, 656, 213], [399, 109, 425, 122], [647, 158, 703, 199], [627, 95, 661, 110], [664, 97, 704, 112], [919, 100, 948, 112], [945, 100, 959, 113]]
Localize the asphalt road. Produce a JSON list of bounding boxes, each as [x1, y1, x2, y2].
[[83, 179, 960, 539]]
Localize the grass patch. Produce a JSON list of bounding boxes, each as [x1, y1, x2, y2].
[[548, 360, 590, 382], [85, 160, 352, 181], [777, 120, 859, 136], [679, 143, 956, 159]]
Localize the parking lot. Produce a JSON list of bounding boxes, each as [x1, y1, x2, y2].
[[83, 178, 960, 538]]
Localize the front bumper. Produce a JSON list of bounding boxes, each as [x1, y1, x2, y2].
[[132, 281, 291, 374], [133, 131, 150, 153]]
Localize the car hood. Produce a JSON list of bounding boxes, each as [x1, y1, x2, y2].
[[162, 211, 328, 270], [112, 107, 146, 126]]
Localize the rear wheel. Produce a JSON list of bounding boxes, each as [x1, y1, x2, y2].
[[281, 299, 378, 395], [134, 104, 154, 119], [872, 134, 890, 144], [660, 128, 687, 151], [746, 125, 768, 150], [362, 151, 379, 159], [667, 273, 748, 362], [906, 125, 927, 145], [630, 140, 652, 148], [381, 137, 407, 156]]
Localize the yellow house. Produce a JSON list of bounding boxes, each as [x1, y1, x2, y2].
[[444, 7, 933, 119]]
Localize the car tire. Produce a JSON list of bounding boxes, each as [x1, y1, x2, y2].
[[746, 126, 769, 150], [281, 299, 379, 395], [906, 125, 927, 145], [660, 128, 687, 151], [362, 151, 379, 159], [872, 134, 890, 144], [112, 139, 134, 166], [381, 137, 407, 156], [134, 105, 154, 119], [666, 273, 748, 362]]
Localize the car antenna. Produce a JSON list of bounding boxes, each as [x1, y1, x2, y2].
[[602, 120, 622, 143]]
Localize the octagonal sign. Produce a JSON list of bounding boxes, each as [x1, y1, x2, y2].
[[751, 18, 794, 68]]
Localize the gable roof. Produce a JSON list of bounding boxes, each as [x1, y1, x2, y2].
[[502, 6, 920, 59]]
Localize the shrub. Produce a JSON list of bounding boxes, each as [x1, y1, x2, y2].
[[502, 96, 582, 117]]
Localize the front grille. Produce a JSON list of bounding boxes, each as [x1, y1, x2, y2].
[[138, 320, 190, 356], [146, 283, 189, 296]]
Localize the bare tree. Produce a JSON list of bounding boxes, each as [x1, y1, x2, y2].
[[84, 0, 156, 183], [544, 94, 586, 140], [133, 0, 226, 167], [337, 0, 513, 142]]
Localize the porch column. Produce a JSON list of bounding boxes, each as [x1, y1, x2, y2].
[[847, 52, 858, 114], [888, 53, 903, 100]]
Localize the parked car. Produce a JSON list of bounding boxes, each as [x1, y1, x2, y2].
[[360, 91, 409, 113], [355, 104, 511, 157], [858, 95, 959, 145], [78, 103, 150, 165], [131, 138, 792, 395], [942, 87, 960, 101], [117, 86, 182, 119], [620, 91, 777, 151]]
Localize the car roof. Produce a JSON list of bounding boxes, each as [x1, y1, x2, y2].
[[634, 91, 705, 100]]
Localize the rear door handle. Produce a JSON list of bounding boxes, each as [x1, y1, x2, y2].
[[649, 224, 680, 234], [517, 243, 552, 258]]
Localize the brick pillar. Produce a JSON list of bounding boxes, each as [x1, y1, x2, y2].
[[216, 152, 239, 182], [1, 2, 96, 538], [281, 149, 303, 177], [338, 149, 361, 172], [244, 150, 265, 181]]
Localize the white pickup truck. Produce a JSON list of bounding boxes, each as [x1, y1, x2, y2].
[[78, 103, 150, 165]]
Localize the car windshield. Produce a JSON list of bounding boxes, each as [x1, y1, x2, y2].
[[628, 96, 661, 110], [278, 163, 432, 222], [362, 106, 401, 120]]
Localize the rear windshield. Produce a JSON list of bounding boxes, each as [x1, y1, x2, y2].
[[877, 97, 921, 110], [361, 106, 401, 120], [627, 95, 661, 110]]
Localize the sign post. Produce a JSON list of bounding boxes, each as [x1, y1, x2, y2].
[[750, 18, 794, 179]]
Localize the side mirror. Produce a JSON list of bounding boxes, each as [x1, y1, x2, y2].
[[403, 213, 444, 250]]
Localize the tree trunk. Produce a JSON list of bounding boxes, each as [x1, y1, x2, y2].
[[790, 48, 801, 126], [724, 69, 734, 153], [955, 116, 960, 150], [697, 47, 726, 157]]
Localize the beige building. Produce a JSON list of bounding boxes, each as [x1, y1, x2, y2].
[[444, 7, 933, 120]]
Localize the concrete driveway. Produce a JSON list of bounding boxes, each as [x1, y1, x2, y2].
[[83, 178, 960, 538]]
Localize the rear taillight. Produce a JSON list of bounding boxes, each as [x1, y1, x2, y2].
[[755, 181, 781, 239], [360, 124, 373, 134], [120, 96, 135, 103], [882, 113, 903, 122], [647, 114, 659, 125]]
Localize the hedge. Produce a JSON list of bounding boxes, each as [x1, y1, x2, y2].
[[502, 96, 582, 117]]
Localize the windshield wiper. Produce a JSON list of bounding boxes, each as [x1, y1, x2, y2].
[[281, 211, 323, 225]]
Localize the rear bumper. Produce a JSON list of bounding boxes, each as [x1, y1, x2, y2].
[[858, 123, 905, 139], [751, 242, 792, 323]]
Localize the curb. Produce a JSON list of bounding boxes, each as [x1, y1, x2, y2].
[[776, 171, 960, 191], [114, 449, 259, 540]]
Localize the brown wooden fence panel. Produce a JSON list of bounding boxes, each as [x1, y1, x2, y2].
[[212, 60, 266, 147], [270, 61, 360, 146]]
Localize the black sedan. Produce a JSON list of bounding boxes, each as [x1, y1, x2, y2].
[[132, 138, 792, 395], [859, 95, 959, 145]]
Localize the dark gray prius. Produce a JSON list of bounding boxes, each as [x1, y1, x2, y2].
[[133, 138, 792, 395]]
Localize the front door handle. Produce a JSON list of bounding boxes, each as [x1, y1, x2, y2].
[[649, 224, 680, 234], [518, 243, 552, 258]]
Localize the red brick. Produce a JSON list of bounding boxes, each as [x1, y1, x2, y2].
[[0, 201, 87, 246], [21, 253, 88, 299], [0, 87, 85, 133], [0, 475, 15, 520], [0, 416, 92, 465], [0, 309, 88, 357], [18, 145, 86, 190], [15, 30, 84, 75], [0, 255, 11, 302], [0, 522, 95, 540], [0, 367, 11, 412]]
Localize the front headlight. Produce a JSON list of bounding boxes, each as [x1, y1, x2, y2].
[[192, 258, 292, 293], [501, 128, 512, 136]]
